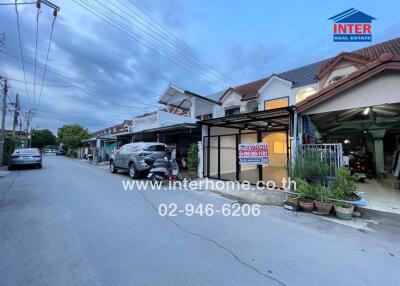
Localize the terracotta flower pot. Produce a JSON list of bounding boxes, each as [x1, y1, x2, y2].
[[334, 204, 354, 220], [315, 201, 333, 215], [299, 200, 314, 212]]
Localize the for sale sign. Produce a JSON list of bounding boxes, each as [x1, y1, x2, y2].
[[238, 143, 269, 165]]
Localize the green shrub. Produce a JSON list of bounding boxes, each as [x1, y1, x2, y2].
[[287, 149, 329, 180], [331, 167, 357, 200], [3, 136, 21, 164], [187, 143, 198, 172], [296, 179, 315, 201], [314, 185, 331, 203]]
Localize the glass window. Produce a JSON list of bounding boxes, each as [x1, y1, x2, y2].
[[246, 101, 259, 112], [296, 87, 316, 103], [264, 97, 288, 110], [144, 145, 167, 152], [225, 107, 240, 116]]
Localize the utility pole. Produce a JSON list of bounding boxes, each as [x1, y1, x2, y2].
[[1, 79, 6, 134], [24, 109, 36, 148], [0, 78, 7, 166], [12, 93, 19, 136]]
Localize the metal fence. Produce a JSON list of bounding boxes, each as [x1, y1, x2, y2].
[[297, 143, 344, 177]]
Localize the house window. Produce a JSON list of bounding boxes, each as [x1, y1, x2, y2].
[[225, 107, 240, 117], [296, 87, 316, 103], [202, 113, 213, 120], [246, 101, 258, 112], [328, 75, 346, 85], [196, 114, 213, 120], [264, 97, 289, 110]]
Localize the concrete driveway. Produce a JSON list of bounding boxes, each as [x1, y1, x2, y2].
[[0, 154, 399, 286]]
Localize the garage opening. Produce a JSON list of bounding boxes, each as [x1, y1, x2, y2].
[[305, 103, 400, 212], [202, 107, 292, 187]]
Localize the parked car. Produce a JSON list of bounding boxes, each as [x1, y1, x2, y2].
[[110, 142, 169, 179], [8, 148, 42, 170], [56, 149, 65, 156]]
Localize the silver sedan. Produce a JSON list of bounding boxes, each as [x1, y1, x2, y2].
[[8, 148, 43, 170]]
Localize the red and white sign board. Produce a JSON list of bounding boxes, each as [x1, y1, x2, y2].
[[238, 143, 269, 165]]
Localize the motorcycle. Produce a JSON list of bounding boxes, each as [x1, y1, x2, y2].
[[348, 153, 376, 182], [145, 151, 183, 184]]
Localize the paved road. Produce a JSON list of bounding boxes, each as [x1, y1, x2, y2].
[[0, 155, 399, 286]]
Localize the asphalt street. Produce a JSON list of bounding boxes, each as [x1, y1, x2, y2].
[[0, 154, 399, 286]]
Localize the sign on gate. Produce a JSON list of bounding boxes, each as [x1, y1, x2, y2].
[[238, 143, 269, 165]]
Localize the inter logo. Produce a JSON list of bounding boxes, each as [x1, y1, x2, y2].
[[328, 8, 376, 42]]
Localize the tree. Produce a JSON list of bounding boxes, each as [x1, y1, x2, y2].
[[31, 129, 56, 149], [57, 124, 89, 150]]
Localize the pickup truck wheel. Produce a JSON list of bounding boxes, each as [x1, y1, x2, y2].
[[110, 160, 117, 173], [128, 162, 139, 179]]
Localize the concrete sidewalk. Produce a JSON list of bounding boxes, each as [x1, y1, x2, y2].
[[196, 178, 285, 205]]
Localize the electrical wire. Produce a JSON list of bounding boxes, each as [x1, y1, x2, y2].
[[121, 0, 237, 85], [14, 0, 33, 108], [33, 4, 41, 107], [78, 0, 219, 84], [73, 0, 226, 85], [1, 48, 160, 109], [36, 9, 57, 110], [0, 1, 35, 5], [103, 0, 236, 86]]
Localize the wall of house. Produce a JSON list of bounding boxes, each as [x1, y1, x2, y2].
[[302, 72, 400, 115], [132, 110, 196, 132], [258, 77, 293, 110], [194, 98, 215, 118], [221, 91, 247, 113], [320, 60, 361, 89]]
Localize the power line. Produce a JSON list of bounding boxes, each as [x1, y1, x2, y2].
[[103, 0, 236, 85], [36, 8, 57, 110], [33, 2, 41, 107], [0, 1, 35, 5], [1, 48, 159, 109], [14, 0, 33, 108], [78, 0, 219, 84], [121, 0, 237, 85], [73, 0, 226, 85]]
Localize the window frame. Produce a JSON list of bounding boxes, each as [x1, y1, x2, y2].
[[264, 96, 289, 110], [224, 107, 241, 117]]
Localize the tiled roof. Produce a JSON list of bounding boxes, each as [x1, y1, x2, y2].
[[353, 37, 400, 59], [208, 37, 400, 102], [235, 77, 269, 100], [278, 61, 325, 88], [278, 37, 400, 89], [297, 53, 400, 113]]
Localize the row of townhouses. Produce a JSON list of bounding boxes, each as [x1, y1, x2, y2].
[[86, 37, 400, 201]]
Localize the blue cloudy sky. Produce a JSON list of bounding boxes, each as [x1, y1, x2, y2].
[[0, 0, 399, 133]]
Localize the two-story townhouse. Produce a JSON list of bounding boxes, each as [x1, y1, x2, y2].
[[199, 37, 400, 192]]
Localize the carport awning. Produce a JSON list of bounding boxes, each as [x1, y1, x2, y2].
[[309, 103, 400, 133], [158, 85, 221, 111], [201, 107, 292, 131]]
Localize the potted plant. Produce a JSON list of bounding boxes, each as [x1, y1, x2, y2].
[[333, 201, 354, 220], [283, 194, 300, 211], [331, 167, 357, 220], [314, 185, 333, 215], [296, 179, 315, 212]]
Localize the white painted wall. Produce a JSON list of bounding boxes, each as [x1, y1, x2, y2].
[[303, 73, 400, 115], [258, 77, 293, 110], [194, 98, 215, 117], [131, 110, 196, 132], [323, 65, 358, 88], [221, 91, 246, 113]]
